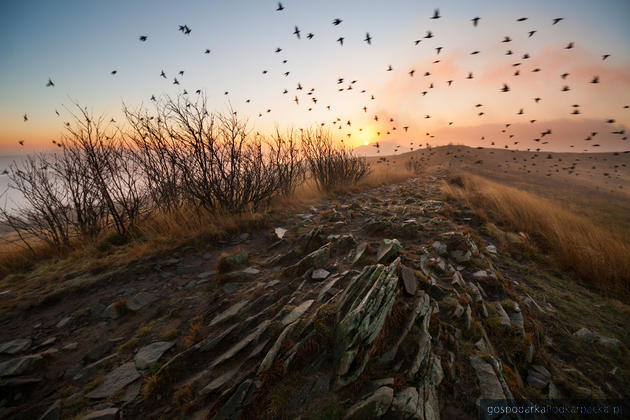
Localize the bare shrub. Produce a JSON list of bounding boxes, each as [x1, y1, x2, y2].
[[62, 105, 147, 238], [300, 128, 370, 191], [0, 155, 72, 250]]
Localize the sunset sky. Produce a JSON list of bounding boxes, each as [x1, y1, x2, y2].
[[1, 0, 629, 153]]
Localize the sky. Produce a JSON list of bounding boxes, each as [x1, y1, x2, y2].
[[1, 0, 629, 154]]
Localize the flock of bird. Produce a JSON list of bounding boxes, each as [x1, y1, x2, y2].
[[17, 3, 628, 159]]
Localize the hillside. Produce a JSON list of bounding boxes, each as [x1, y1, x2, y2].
[[0, 167, 628, 419]]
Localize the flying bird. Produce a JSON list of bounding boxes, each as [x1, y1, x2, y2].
[[431, 9, 441, 19], [111, 70, 117, 75], [552, 18, 564, 25], [307, 33, 314, 39], [276, 2, 284, 11], [23, 113, 28, 122], [332, 18, 342, 25], [46, 78, 54, 87], [472, 17, 480, 27], [364, 32, 372, 44], [139, 35, 147, 41], [337, 37, 344, 46], [293, 26, 301, 39], [501, 83, 510, 92], [591, 76, 599, 84]]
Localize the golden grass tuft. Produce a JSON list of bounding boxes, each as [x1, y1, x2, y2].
[[443, 172, 630, 300], [183, 319, 203, 348]]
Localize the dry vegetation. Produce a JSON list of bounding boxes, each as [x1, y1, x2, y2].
[[0, 96, 415, 283], [442, 172, 630, 299]]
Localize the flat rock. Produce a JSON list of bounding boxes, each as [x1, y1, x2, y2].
[[86, 362, 140, 399], [200, 367, 239, 395], [79, 407, 120, 420], [210, 320, 270, 368], [344, 386, 393, 420], [126, 292, 157, 312], [0, 354, 42, 377], [56, 316, 72, 328], [431, 241, 447, 256], [0, 338, 31, 355], [472, 270, 488, 280], [311, 268, 330, 281], [135, 341, 174, 369], [209, 300, 249, 327], [400, 266, 417, 295], [282, 299, 314, 325], [214, 379, 252, 420], [574, 328, 621, 348]]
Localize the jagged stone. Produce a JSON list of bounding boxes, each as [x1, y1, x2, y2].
[[380, 292, 431, 364], [210, 320, 270, 368], [344, 386, 393, 420], [79, 407, 120, 420], [134, 341, 174, 369], [407, 306, 432, 381], [318, 276, 340, 302], [335, 260, 401, 387], [527, 365, 551, 389], [390, 387, 418, 418], [209, 300, 249, 327], [472, 270, 489, 281], [222, 252, 249, 270], [450, 249, 471, 263], [470, 356, 506, 400], [0, 354, 42, 377], [214, 379, 252, 420], [493, 302, 512, 327], [86, 362, 140, 399], [126, 292, 157, 312], [259, 321, 298, 372], [400, 266, 417, 295], [274, 227, 287, 239], [351, 242, 368, 266], [200, 367, 239, 395], [292, 243, 330, 275], [331, 234, 358, 255], [0, 338, 31, 355], [282, 299, 314, 325], [376, 239, 402, 264], [465, 304, 472, 330]]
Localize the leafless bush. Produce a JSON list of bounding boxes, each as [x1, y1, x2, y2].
[[63, 105, 147, 238], [268, 129, 305, 197], [0, 155, 72, 250], [404, 158, 423, 174], [300, 128, 371, 191]]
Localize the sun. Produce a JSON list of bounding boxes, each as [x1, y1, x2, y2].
[[364, 141, 369, 146]]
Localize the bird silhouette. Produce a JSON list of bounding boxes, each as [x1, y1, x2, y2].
[[565, 42, 574, 49], [591, 76, 599, 84], [425, 31, 434, 39], [528, 30, 536, 37], [332, 18, 342, 26], [23, 113, 28, 122], [472, 17, 480, 27], [276, 2, 284, 11], [552, 18, 564, 25], [501, 83, 510, 92], [111, 70, 117, 75], [46, 78, 54, 87], [204, 49, 211, 54], [139, 35, 147, 41], [364, 33, 372, 45], [307, 33, 314, 39], [337, 37, 344, 46], [431, 9, 441, 19], [602, 54, 610, 60], [160, 70, 166, 78]]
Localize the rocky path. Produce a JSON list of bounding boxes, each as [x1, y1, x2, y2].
[[1, 173, 627, 419]]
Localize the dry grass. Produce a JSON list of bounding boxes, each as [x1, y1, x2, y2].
[[442, 172, 630, 299]]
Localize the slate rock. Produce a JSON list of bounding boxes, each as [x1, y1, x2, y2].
[[343, 386, 393, 420], [126, 292, 157, 312], [0, 354, 42, 377], [0, 338, 31, 355], [376, 239, 402, 264], [282, 299, 314, 325], [135, 341, 174, 369], [400, 266, 417, 295], [86, 362, 140, 399], [79, 407, 120, 420], [312, 268, 330, 281]]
